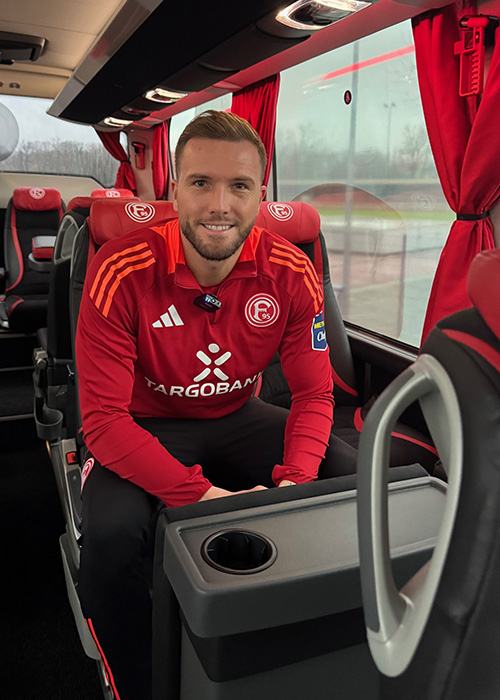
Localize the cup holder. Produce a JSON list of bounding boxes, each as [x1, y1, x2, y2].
[[201, 529, 277, 575]]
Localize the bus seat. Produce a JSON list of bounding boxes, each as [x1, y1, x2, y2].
[[70, 199, 176, 339], [255, 201, 438, 473], [51, 199, 178, 668], [38, 196, 101, 357], [33, 195, 139, 441], [37, 192, 140, 355], [357, 247, 500, 700], [91, 188, 135, 198], [39, 195, 144, 356], [68, 199, 177, 438], [0, 186, 64, 333]]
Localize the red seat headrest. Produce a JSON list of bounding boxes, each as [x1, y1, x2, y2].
[[66, 196, 98, 212], [91, 188, 135, 198], [89, 200, 177, 245], [12, 187, 62, 211], [467, 248, 500, 340], [255, 201, 320, 244]]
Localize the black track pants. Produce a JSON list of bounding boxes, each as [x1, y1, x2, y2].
[[78, 398, 358, 700]]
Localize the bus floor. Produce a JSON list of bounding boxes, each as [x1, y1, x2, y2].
[[1, 419, 103, 700]]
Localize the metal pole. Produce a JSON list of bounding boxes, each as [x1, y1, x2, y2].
[[342, 41, 359, 318]]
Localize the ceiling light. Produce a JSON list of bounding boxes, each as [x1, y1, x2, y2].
[[276, 0, 371, 31], [144, 87, 188, 104], [103, 116, 133, 127]]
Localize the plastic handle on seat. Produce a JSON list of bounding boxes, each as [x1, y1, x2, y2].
[[357, 354, 463, 677]]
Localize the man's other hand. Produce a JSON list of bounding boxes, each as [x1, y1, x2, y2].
[[199, 485, 267, 501]]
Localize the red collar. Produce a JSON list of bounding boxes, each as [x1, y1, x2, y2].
[[152, 218, 262, 288]]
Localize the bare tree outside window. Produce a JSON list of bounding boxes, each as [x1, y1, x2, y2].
[[0, 96, 120, 186]]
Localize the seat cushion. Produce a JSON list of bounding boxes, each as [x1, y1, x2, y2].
[[332, 403, 439, 473], [3, 294, 49, 333]]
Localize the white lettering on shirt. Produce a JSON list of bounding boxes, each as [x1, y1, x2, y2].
[[144, 372, 262, 399], [154, 384, 168, 395]]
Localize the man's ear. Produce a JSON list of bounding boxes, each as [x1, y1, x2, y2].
[[172, 180, 179, 212], [260, 185, 266, 205]]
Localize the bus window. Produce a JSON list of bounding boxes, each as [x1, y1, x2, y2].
[[0, 95, 121, 187], [275, 20, 454, 347]]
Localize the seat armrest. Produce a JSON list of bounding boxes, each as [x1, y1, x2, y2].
[[28, 253, 53, 273], [32, 235, 56, 260]]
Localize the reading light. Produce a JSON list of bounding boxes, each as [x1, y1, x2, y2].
[[276, 0, 371, 31], [103, 116, 133, 127], [144, 87, 188, 104]]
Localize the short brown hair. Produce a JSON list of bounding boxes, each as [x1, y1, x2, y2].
[[175, 110, 267, 182]]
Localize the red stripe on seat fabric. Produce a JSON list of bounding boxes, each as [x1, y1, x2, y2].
[[442, 328, 500, 375], [253, 374, 263, 398], [5, 206, 24, 292], [353, 406, 438, 455], [86, 618, 122, 700], [7, 297, 24, 317], [354, 406, 364, 431], [332, 367, 358, 397], [389, 431, 439, 456]]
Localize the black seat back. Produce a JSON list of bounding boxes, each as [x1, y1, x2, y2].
[[45, 196, 97, 361], [255, 201, 359, 407], [2, 186, 64, 332], [358, 248, 500, 700], [255, 201, 439, 473]]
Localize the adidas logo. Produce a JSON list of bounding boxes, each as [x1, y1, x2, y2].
[[152, 305, 184, 328]]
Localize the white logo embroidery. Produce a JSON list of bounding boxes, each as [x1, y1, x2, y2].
[[81, 457, 95, 493], [29, 188, 46, 200], [267, 202, 293, 221], [245, 294, 280, 328], [193, 343, 232, 382], [152, 305, 184, 328], [125, 201, 156, 223], [105, 190, 121, 198]]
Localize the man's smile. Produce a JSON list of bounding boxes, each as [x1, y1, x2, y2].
[[201, 223, 235, 232]]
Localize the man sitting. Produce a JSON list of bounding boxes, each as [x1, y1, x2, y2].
[[76, 110, 357, 700]]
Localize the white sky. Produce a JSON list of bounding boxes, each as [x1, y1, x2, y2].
[[0, 95, 100, 145]]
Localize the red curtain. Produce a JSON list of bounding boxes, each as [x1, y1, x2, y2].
[[152, 121, 169, 200], [231, 74, 280, 188], [413, 3, 499, 344], [96, 130, 137, 193]]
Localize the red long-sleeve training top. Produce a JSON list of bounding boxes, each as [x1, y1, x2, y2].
[[76, 219, 334, 506]]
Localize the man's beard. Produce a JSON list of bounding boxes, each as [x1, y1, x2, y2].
[[179, 218, 253, 262]]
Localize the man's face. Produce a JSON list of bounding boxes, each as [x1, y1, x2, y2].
[[172, 138, 266, 262]]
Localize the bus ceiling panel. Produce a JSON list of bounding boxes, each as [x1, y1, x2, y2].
[[46, 0, 453, 127], [47, 0, 294, 125], [0, 65, 70, 100], [0, 0, 125, 97], [142, 0, 453, 124]]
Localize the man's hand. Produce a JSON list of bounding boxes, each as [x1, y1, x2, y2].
[[199, 485, 267, 501], [278, 479, 296, 487]]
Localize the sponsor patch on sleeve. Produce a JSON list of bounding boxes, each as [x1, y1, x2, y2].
[[311, 311, 327, 351]]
